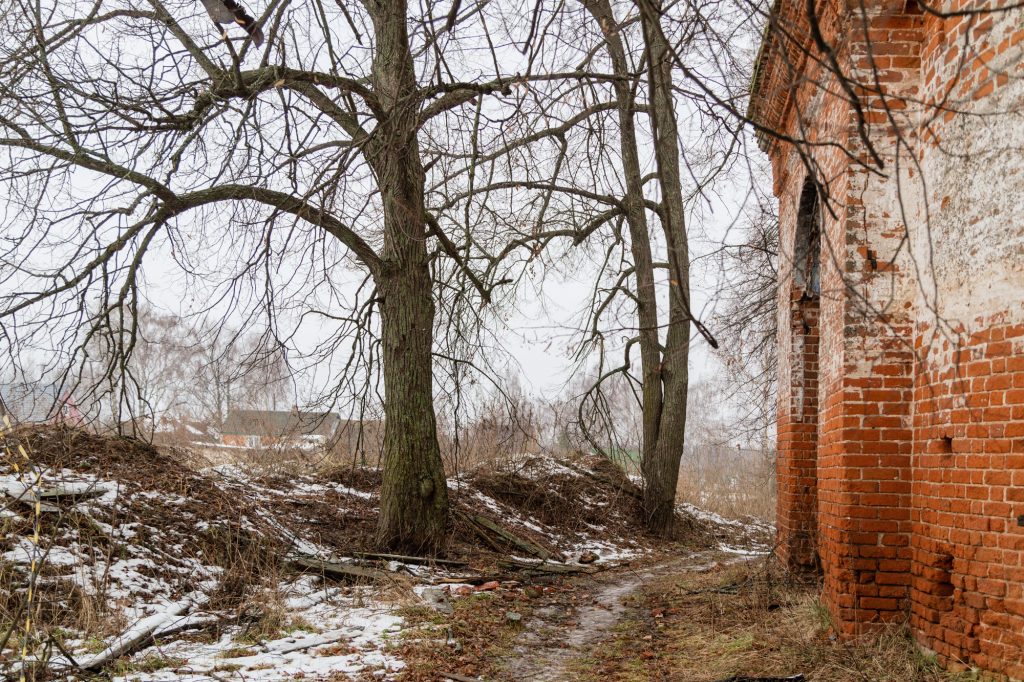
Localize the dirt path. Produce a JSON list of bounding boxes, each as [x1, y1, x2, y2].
[[498, 550, 730, 681]]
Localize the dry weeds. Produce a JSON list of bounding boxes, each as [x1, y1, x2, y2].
[[569, 560, 976, 682]]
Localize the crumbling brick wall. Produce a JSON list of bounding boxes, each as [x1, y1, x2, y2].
[[906, 4, 1024, 675], [751, 0, 1024, 676]]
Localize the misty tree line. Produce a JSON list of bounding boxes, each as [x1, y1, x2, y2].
[[1, 0, 1003, 552], [80, 305, 289, 428]]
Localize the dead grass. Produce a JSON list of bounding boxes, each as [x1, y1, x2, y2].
[[0, 425, 736, 680], [11, 425, 210, 491], [393, 589, 532, 682], [469, 454, 714, 548], [569, 561, 975, 682], [676, 449, 777, 522]]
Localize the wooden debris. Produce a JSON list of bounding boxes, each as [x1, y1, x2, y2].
[[498, 558, 596, 575], [3, 481, 108, 513], [74, 600, 195, 672], [440, 672, 480, 682], [424, 573, 507, 586], [456, 509, 508, 554], [152, 613, 222, 640], [347, 550, 468, 568], [3, 492, 61, 514], [37, 484, 108, 502], [290, 555, 391, 582], [463, 512, 564, 562], [712, 671, 798, 675]]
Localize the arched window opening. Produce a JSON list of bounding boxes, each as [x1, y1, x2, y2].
[[794, 180, 821, 297]]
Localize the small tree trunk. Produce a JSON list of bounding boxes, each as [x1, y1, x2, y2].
[[582, 0, 664, 481], [586, 0, 691, 536], [639, 0, 692, 536]]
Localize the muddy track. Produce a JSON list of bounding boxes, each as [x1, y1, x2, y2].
[[498, 551, 733, 681]]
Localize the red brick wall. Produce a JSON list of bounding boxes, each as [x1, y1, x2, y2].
[[777, 292, 821, 570], [755, 0, 1024, 673], [906, 2, 1024, 675], [763, 0, 922, 633], [911, 320, 1024, 677]]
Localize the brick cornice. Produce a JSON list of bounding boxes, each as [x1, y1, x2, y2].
[[748, 0, 818, 152]]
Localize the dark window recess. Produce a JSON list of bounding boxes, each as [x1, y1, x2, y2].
[[794, 180, 821, 297]]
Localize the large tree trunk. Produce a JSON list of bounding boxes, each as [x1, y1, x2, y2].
[[368, 0, 449, 553], [376, 259, 449, 553], [638, 0, 691, 536]]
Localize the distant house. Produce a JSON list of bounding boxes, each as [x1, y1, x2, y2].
[[155, 417, 219, 446], [220, 408, 341, 448], [0, 383, 83, 426]]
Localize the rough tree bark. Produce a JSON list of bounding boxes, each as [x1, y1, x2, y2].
[[367, 0, 449, 553]]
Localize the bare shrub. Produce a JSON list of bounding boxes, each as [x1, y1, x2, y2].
[[677, 444, 776, 521]]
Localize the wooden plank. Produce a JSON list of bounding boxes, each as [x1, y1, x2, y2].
[[290, 555, 390, 582], [37, 484, 108, 502], [498, 559, 596, 575], [4, 491, 61, 513], [469, 513, 564, 563], [455, 510, 508, 554], [347, 550, 468, 568], [75, 600, 194, 672]]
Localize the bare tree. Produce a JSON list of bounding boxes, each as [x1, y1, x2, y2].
[[711, 189, 779, 439], [85, 305, 193, 430], [184, 321, 289, 427], [84, 305, 289, 431], [565, 0, 753, 534], [0, 0, 581, 552]]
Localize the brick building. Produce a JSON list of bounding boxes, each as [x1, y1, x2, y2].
[[750, 0, 1024, 676]]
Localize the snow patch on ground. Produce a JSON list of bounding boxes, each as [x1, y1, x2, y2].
[[105, 578, 407, 681], [1, 443, 768, 681]]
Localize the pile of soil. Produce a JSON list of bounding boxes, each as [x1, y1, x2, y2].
[[3, 426, 719, 577]]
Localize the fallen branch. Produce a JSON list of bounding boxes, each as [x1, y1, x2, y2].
[[71, 598, 197, 672], [264, 632, 351, 655], [3, 491, 61, 513], [152, 613, 222, 639], [455, 510, 508, 554], [424, 573, 509, 585], [37, 483, 109, 502], [290, 555, 391, 582], [716, 671, 802, 675], [440, 672, 481, 682], [464, 512, 564, 562], [498, 558, 597, 576], [347, 551, 468, 568]]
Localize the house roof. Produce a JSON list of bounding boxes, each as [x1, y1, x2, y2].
[[221, 409, 341, 439]]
